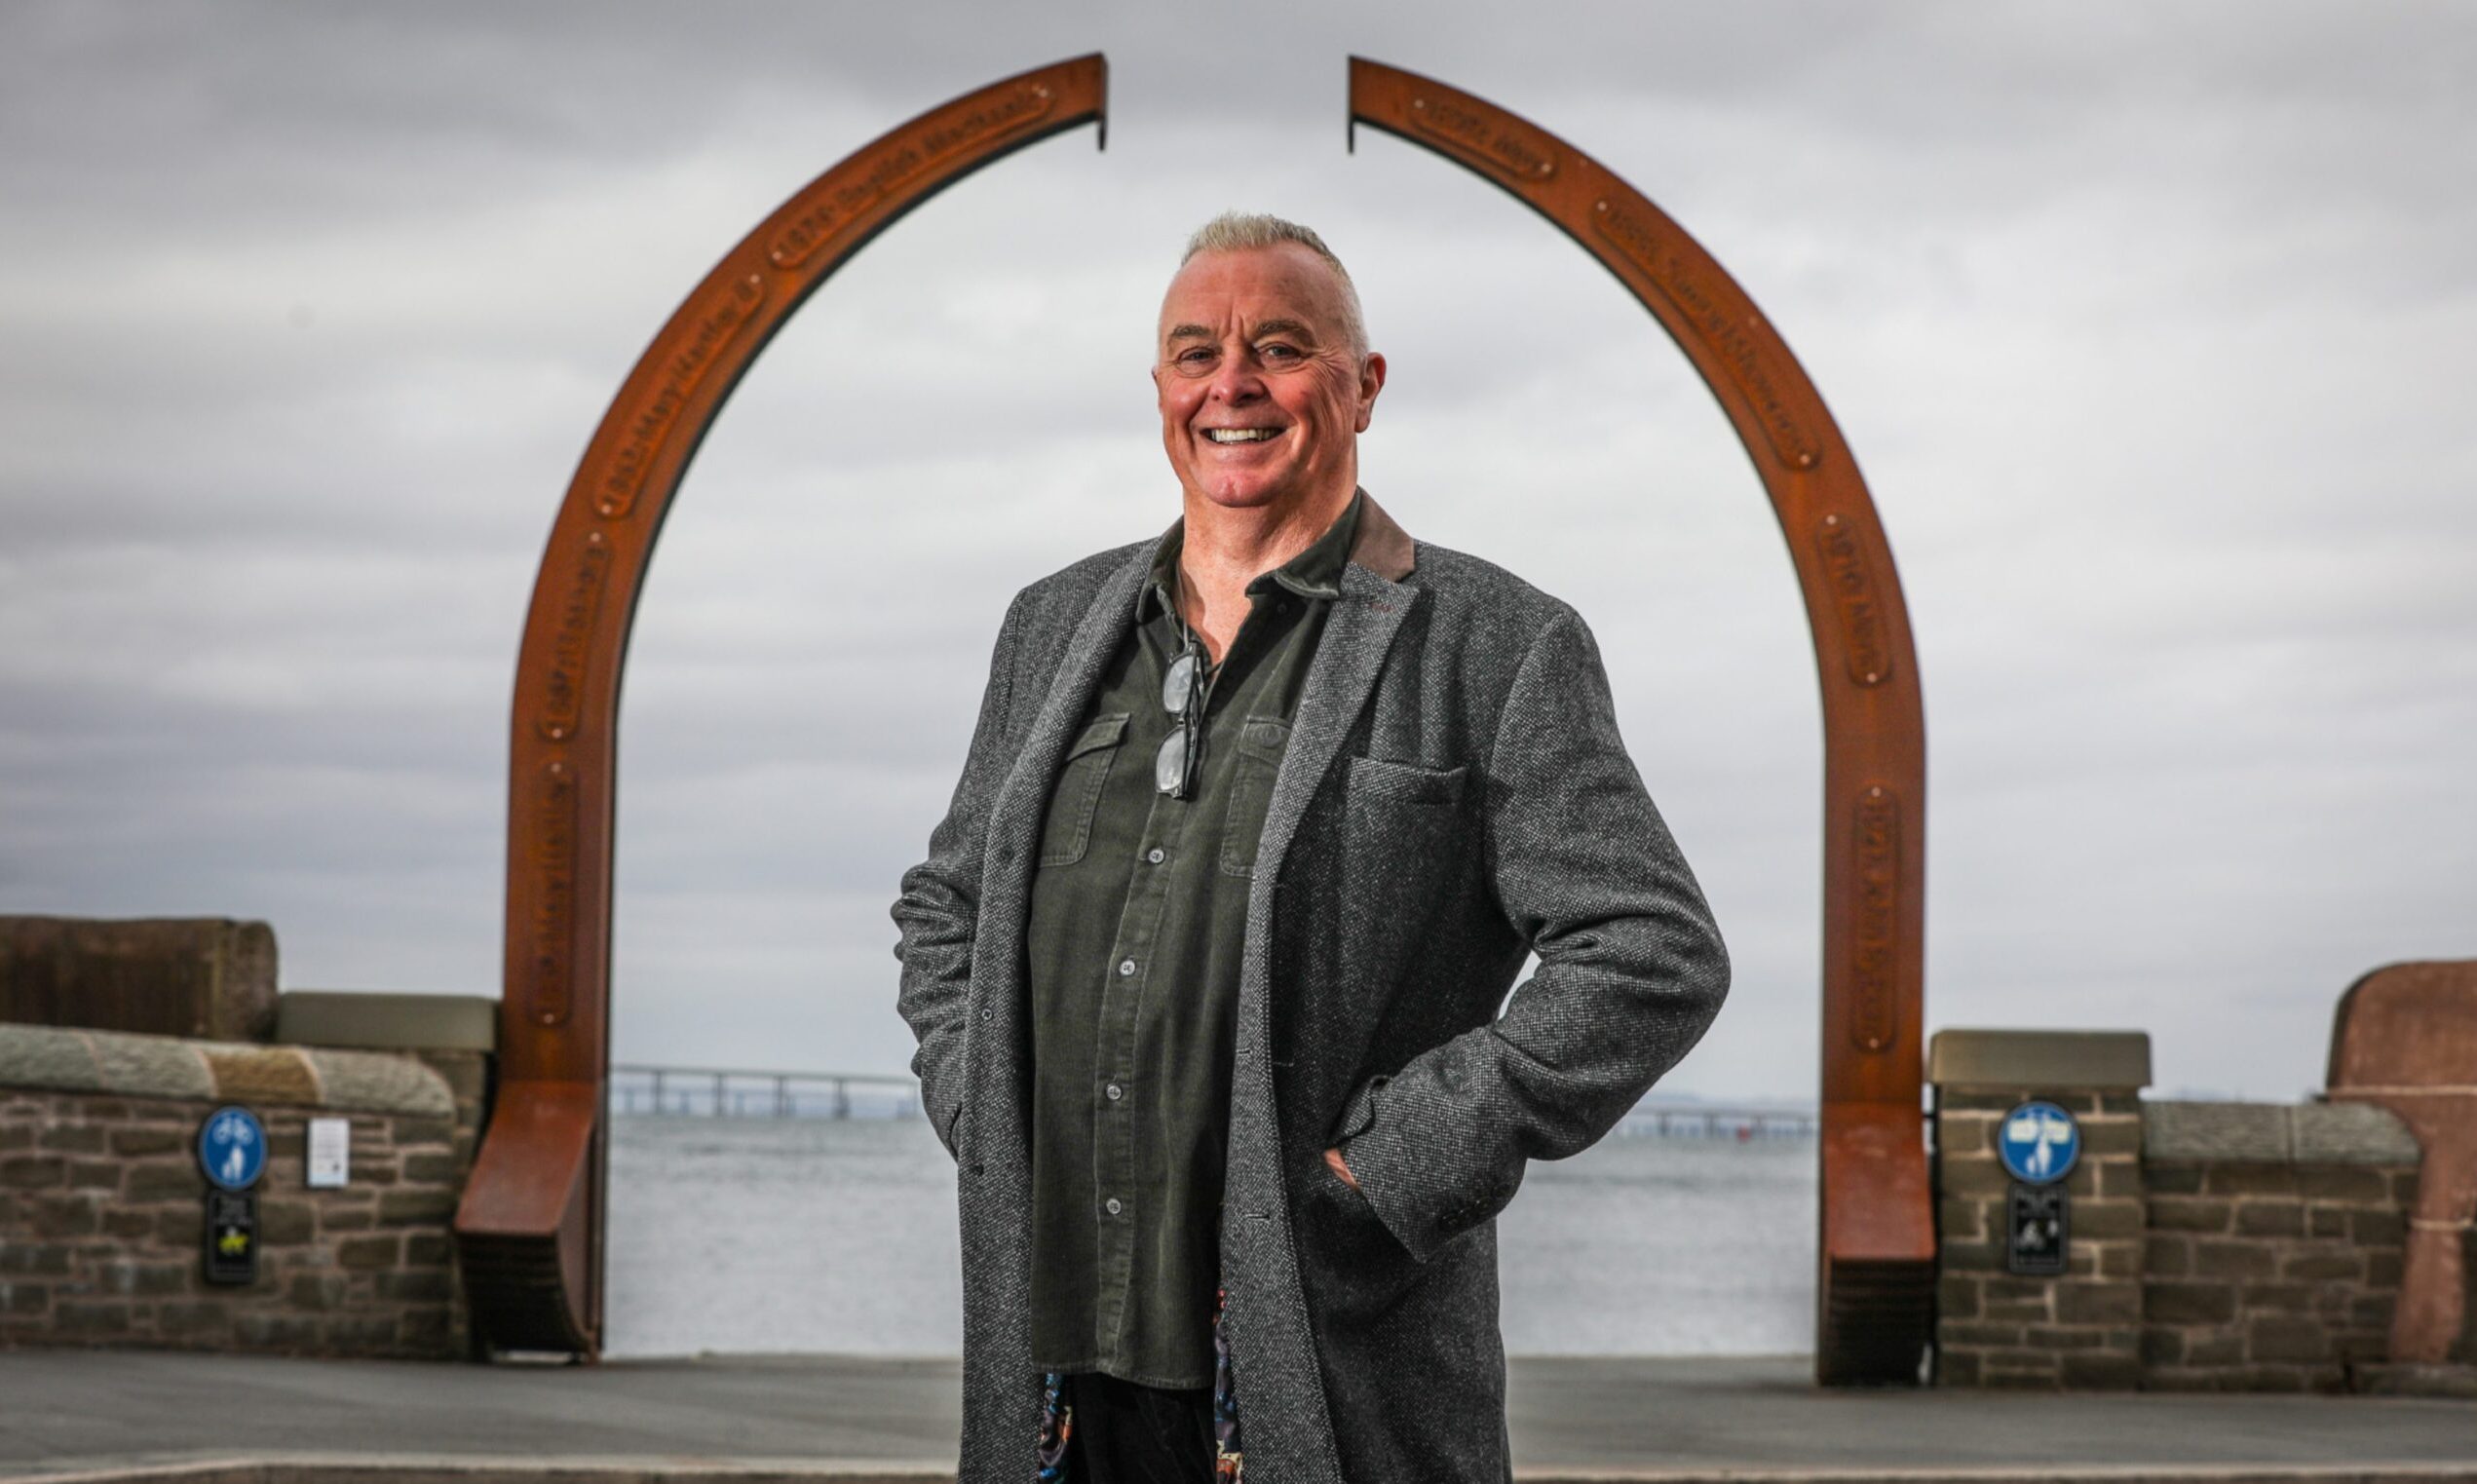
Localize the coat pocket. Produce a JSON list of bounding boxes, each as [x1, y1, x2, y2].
[[1035, 712, 1129, 867], [1336, 755, 1471, 975]]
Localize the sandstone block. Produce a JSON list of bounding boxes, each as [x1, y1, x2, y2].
[[2145, 1281, 2235, 1324], [1943, 1321, 2025, 1347], [379, 1268, 451, 1303], [376, 1188, 455, 1226], [2192, 1241, 2276, 1280], [2057, 1283, 2140, 1326], [2238, 1283, 2312, 1314], [2150, 1197, 2231, 1233], [109, 1126, 184, 1157], [55, 1300, 131, 1335], [2202, 1164, 2300, 1198], [2234, 1200, 2306, 1238], [2144, 1234, 2190, 1276], [0, 1155, 64, 1189], [337, 1234, 400, 1269], [259, 1200, 314, 1245], [36, 1124, 105, 1154], [2248, 1314, 2332, 1364], [1938, 1275, 1981, 1320], [125, 1163, 203, 1202], [2144, 1162, 2204, 1195], [2294, 1165, 2390, 1203], [2075, 1199, 2144, 1239], [2350, 1208, 2406, 1247]]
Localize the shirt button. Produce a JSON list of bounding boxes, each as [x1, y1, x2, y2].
[[1118, 959, 1136, 976], [1105, 1083, 1124, 1101], [1146, 848, 1165, 864], [1104, 1198, 1124, 1216]]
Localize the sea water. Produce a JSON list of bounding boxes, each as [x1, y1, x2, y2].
[[604, 1115, 1814, 1358]]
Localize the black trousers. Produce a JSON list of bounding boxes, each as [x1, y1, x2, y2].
[[1061, 1372, 1214, 1482]]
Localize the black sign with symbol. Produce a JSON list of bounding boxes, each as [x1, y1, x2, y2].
[[205, 1189, 258, 1285], [2006, 1181, 2069, 1275]]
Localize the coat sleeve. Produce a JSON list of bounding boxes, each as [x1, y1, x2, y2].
[[1340, 604, 1732, 1261], [889, 587, 1027, 1161]]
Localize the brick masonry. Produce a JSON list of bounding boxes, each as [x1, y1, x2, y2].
[[0, 1027, 484, 1358], [2138, 1100, 2420, 1392], [1933, 1078, 2429, 1392], [1934, 1086, 2146, 1389]]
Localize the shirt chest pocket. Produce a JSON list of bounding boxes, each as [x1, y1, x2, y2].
[[1217, 716, 1291, 879], [1037, 712, 1129, 868]]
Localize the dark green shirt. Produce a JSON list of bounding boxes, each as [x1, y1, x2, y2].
[[1025, 489, 1361, 1388]]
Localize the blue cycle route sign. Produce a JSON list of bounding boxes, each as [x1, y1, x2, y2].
[[199, 1106, 268, 1192], [1998, 1099, 2079, 1186]]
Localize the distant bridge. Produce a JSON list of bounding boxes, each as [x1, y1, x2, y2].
[[608, 1063, 918, 1120], [608, 1062, 1814, 1139]]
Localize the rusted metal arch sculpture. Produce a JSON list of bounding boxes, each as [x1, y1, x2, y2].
[[460, 54, 1933, 1385], [1348, 59, 1931, 1386], [453, 56, 1110, 1355]]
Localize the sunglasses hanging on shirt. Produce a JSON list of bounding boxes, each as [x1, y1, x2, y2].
[[1157, 578, 1208, 799], [1157, 641, 1207, 798]]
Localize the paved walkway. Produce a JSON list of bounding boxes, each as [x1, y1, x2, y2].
[[1, 1352, 2470, 1482]]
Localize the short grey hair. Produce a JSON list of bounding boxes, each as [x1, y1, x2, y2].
[[1179, 211, 1370, 359]]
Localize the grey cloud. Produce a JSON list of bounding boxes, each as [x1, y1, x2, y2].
[[3, 0, 2470, 1109]]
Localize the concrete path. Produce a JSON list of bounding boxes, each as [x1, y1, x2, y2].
[[0, 1352, 2469, 1482]]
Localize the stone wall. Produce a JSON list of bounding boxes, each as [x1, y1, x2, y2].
[[1928, 1028, 2445, 1393], [2140, 1100, 2420, 1390], [0, 1024, 479, 1358], [1933, 1085, 2147, 1389]]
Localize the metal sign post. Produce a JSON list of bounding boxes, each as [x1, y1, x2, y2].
[[198, 1105, 267, 1285], [1999, 1099, 2080, 1276]]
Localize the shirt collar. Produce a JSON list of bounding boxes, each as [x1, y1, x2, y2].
[[1134, 487, 1366, 625]]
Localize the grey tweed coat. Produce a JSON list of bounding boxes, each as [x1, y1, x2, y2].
[[892, 490, 1730, 1484]]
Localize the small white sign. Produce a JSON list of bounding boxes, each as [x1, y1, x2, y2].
[[306, 1117, 351, 1189]]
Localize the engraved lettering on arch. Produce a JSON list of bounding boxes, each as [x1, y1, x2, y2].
[[1814, 514, 1892, 688], [1850, 785, 1901, 1053], [1590, 201, 1821, 473], [529, 760, 578, 1028], [594, 271, 769, 519], [766, 82, 1059, 272], [1407, 95, 1558, 184], [538, 535, 611, 742]]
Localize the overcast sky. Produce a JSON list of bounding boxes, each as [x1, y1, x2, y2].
[[3, 2, 2469, 1105]]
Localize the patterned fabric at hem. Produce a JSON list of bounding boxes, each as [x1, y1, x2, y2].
[[1034, 1370, 1072, 1482], [1033, 1286, 1241, 1480], [1211, 1283, 1243, 1479]]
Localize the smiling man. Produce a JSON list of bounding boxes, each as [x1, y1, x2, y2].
[[893, 213, 1731, 1483]]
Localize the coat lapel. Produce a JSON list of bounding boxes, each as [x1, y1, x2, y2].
[[1249, 488, 1418, 893], [1220, 492, 1419, 1484]]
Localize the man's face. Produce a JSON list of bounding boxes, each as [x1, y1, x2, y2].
[[1152, 244, 1385, 514]]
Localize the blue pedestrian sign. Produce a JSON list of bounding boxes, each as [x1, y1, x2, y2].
[[1998, 1100, 2079, 1185], [199, 1106, 267, 1192]]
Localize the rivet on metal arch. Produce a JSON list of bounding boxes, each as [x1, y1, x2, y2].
[[455, 55, 1109, 1358], [1349, 57, 1933, 1387]]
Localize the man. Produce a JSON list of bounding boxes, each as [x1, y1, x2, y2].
[[893, 213, 1729, 1484]]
